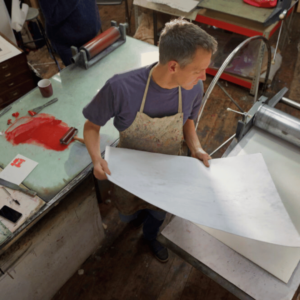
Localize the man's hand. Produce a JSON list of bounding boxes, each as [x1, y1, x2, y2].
[[183, 120, 212, 168], [192, 148, 212, 168], [93, 158, 111, 180]]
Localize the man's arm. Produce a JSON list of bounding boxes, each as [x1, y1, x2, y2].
[[183, 119, 211, 167], [83, 120, 111, 180]]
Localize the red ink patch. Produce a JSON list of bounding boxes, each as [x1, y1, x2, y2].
[[11, 158, 26, 168], [7, 119, 12, 125], [28, 110, 37, 116], [5, 113, 73, 151], [12, 112, 19, 118]]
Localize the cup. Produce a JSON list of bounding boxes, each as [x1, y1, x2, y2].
[[38, 79, 53, 98]]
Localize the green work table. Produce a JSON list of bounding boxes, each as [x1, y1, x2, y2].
[[0, 36, 159, 250]]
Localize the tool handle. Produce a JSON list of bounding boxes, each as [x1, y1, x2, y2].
[[1, 184, 36, 197], [227, 108, 246, 116], [33, 98, 58, 111], [40, 98, 58, 109], [0, 179, 37, 197], [74, 136, 85, 144], [18, 187, 37, 197]]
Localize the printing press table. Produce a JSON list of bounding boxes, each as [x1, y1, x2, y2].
[[158, 91, 300, 300], [0, 36, 159, 300]]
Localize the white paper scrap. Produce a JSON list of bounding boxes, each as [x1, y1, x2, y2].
[[147, 0, 199, 12], [0, 36, 21, 63], [105, 146, 300, 247], [0, 154, 38, 185]]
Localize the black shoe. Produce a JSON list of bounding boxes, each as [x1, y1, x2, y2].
[[130, 210, 148, 228], [148, 239, 169, 263]]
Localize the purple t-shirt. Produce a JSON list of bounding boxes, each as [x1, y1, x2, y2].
[[83, 63, 203, 132]]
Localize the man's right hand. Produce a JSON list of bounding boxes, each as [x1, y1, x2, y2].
[[93, 159, 111, 180]]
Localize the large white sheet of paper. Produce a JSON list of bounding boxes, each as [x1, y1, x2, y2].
[[0, 154, 38, 185], [196, 127, 300, 283], [162, 217, 300, 297], [105, 146, 300, 247], [195, 224, 300, 283]]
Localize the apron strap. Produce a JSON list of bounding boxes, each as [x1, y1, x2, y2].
[[140, 66, 183, 114], [178, 86, 182, 113], [140, 67, 154, 112]]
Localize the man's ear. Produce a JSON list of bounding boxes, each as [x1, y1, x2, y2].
[[167, 61, 179, 74]]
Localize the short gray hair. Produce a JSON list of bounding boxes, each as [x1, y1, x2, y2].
[[159, 19, 217, 67]]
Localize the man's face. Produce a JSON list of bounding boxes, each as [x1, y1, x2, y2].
[[174, 48, 211, 90]]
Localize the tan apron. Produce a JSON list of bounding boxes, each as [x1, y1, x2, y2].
[[111, 67, 184, 215]]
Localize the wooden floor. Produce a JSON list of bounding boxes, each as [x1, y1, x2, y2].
[[23, 4, 300, 300]]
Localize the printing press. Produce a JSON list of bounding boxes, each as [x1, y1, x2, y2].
[[159, 35, 300, 300]]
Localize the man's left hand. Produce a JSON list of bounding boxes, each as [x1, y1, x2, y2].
[[192, 148, 212, 168]]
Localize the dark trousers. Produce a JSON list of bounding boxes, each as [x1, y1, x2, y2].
[[119, 209, 166, 241]]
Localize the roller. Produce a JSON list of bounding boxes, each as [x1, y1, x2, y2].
[[210, 87, 300, 156], [81, 27, 121, 61], [60, 127, 84, 145], [254, 105, 300, 148], [71, 21, 126, 69]]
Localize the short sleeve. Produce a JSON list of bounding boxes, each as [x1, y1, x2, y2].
[[82, 80, 115, 126], [189, 81, 203, 121]]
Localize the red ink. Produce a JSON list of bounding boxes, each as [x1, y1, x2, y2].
[[12, 112, 19, 118], [7, 119, 12, 125], [11, 158, 26, 168], [5, 113, 73, 151], [28, 110, 37, 116]]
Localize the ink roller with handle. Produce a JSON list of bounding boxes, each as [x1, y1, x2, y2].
[[60, 127, 84, 145], [71, 21, 127, 69]]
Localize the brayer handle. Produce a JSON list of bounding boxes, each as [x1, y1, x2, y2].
[[74, 136, 85, 144], [31, 98, 59, 115]]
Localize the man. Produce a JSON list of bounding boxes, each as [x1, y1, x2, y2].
[[83, 19, 217, 262], [39, 0, 101, 66]]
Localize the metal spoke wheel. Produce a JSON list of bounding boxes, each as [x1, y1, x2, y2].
[[195, 36, 272, 156]]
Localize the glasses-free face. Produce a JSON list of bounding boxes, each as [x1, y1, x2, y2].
[[171, 48, 212, 90]]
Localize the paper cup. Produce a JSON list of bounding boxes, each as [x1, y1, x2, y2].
[[38, 79, 53, 98]]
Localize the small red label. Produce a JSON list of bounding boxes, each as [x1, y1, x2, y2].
[[11, 158, 26, 168]]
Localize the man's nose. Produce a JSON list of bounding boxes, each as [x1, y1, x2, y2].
[[198, 72, 206, 81]]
